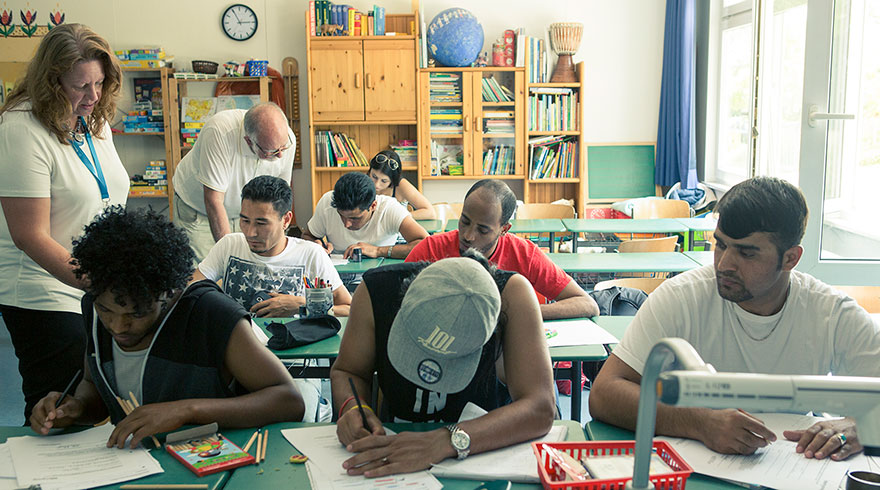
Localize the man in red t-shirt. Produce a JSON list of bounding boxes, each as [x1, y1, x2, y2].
[[407, 180, 599, 320]]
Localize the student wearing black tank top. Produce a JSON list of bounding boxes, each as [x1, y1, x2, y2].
[[330, 251, 555, 478]]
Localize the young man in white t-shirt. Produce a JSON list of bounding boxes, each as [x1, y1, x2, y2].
[[193, 175, 351, 317], [301, 172, 428, 259], [590, 177, 880, 462]]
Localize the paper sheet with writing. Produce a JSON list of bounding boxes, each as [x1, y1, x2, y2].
[[545, 319, 618, 347], [658, 413, 855, 490], [281, 425, 442, 490], [330, 254, 349, 266], [7, 424, 163, 490], [430, 425, 567, 482]]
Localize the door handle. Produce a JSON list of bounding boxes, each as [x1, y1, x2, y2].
[[366, 73, 373, 89], [354, 73, 362, 88], [808, 104, 854, 127], [463, 115, 470, 133]]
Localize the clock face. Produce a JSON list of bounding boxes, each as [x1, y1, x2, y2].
[[222, 4, 258, 41]]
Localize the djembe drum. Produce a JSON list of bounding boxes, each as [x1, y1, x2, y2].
[[549, 22, 583, 83]]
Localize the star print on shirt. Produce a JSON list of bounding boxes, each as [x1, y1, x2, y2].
[[221, 256, 305, 310]]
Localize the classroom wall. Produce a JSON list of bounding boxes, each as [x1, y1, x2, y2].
[[0, 0, 665, 222]]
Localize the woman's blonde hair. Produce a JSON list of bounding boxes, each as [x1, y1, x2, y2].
[[0, 23, 121, 143]]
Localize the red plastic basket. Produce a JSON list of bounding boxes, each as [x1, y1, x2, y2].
[[532, 440, 692, 490]]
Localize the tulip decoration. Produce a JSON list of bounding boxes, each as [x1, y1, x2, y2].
[[48, 8, 64, 29], [19, 8, 36, 36], [0, 8, 13, 37]]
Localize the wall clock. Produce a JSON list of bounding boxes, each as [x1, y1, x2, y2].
[[222, 4, 258, 41]]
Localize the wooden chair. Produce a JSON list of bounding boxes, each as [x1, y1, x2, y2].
[[431, 203, 457, 232], [631, 199, 691, 219], [832, 286, 880, 314], [594, 277, 667, 295], [618, 235, 678, 253], [515, 203, 575, 251]]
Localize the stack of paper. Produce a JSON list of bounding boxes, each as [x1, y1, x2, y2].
[[1, 424, 162, 490], [544, 319, 618, 348]]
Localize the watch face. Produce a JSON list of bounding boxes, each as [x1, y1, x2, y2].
[[222, 4, 258, 41], [451, 430, 470, 450]]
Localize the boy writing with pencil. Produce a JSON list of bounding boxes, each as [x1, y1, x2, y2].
[[29, 207, 304, 448], [193, 175, 351, 317]]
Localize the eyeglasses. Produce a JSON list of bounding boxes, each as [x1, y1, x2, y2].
[[252, 134, 293, 157], [374, 153, 400, 170]]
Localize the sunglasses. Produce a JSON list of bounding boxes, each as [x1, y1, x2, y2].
[[374, 153, 400, 170], [252, 134, 293, 157]]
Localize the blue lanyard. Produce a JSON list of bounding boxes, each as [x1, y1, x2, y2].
[[68, 117, 109, 202]]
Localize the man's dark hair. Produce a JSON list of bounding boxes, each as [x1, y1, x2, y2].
[[369, 150, 402, 188], [715, 176, 808, 258], [71, 206, 195, 314], [465, 179, 517, 225], [241, 175, 292, 217], [331, 172, 376, 211]]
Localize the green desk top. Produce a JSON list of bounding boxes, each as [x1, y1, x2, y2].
[[380, 257, 405, 266], [684, 250, 713, 267], [675, 217, 718, 232], [0, 426, 229, 490], [562, 218, 689, 234], [508, 218, 567, 233], [584, 420, 744, 490], [445, 218, 459, 231], [334, 257, 385, 273], [258, 317, 609, 362], [222, 420, 585, 490], [547, 252, 700, 273], [593, 315, 633, 347], [416, 218, 444, 233]]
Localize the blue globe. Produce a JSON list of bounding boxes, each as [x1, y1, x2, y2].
[[427, 8, 484, 67]]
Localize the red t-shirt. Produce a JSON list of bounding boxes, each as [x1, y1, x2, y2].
[[406, 230, 570, 301]]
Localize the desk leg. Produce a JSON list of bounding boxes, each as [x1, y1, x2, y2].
[[549, 232, 556, 252], [572, 231, 578, 253], [570, 361, 582, 422]]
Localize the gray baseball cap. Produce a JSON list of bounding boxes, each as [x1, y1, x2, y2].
[[388, 257, 501, 394]]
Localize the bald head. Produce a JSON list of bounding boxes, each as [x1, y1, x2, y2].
[[243, 102, 290, 157], [464, 179, 517, 225]]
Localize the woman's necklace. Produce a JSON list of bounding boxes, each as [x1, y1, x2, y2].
[[68, 118, 85, 143]]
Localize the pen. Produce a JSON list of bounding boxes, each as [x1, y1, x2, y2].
[[55, 368, 82, 409], [348, 377, 370, 431]]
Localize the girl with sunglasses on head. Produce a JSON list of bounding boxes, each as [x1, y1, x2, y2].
[[368, 150, 435, 219]]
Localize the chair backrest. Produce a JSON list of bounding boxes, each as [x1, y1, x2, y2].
[[594, 277, 667, 295], [832, 286, 880, 314], [449, 202, 463, 217], [516, 203, 576, 219], [618, 235, 678, 253], [632, 199, 691, 219], [431, 203, 457, 231]]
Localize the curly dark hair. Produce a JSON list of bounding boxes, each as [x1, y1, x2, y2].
[[331, 171, 376, 211], [71, 206, 195, 313]]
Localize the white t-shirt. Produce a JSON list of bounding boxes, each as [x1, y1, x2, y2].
[[0, 106, 130, 312], [307, 192, 408, 252], [615, 265, 880, 377], [172, 109, 295, 217], [198, 233, 343, 311]]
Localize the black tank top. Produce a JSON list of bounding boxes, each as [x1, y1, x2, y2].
[[363, 262, 514, 423]]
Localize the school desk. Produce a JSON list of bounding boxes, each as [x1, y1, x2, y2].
[[333, 257, 385, 274], [547, 252, 700, 274], [415, 218, 444, 234], [562, 218, 690, 253], [0, 426, 229, 490], [675, 217, 718, 251], [257, 317, 610, 422], [684, 250, 714, 267], [221, 420, 586, 490], [584, 420, 745, 489]]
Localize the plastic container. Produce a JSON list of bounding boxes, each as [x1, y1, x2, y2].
[[191, 60, 219, 74], [303, 287, 333, 318], [532, 440, 692, 490], [246, 59, 268, 76]]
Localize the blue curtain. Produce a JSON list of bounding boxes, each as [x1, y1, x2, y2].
[[655, 0, 698, 189]]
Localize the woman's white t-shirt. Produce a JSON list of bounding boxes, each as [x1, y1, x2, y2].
[[0, 106, 130, 313]]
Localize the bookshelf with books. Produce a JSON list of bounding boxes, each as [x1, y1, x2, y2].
[[305, 6, 420, 209], [524, 59, 587, 217], [419, 67, 525, 181]]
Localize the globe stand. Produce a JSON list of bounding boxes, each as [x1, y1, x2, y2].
[[550, 54, 577, 83]]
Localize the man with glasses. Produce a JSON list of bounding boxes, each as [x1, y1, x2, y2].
[[173, 102, 296, 262]]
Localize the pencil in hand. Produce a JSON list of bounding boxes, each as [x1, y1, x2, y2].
[[348, 377, 370, 432], [55, 368, 82, 409]]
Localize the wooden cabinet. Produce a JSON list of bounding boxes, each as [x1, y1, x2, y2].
[[419, 67, 525, 180], [305, 11, 419, 210], [523, 61, 586, 217]]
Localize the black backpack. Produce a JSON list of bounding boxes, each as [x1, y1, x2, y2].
[[588, 285, 648, 316]]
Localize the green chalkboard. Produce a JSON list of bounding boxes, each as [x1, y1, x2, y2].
[[587, 145, 656, 199]]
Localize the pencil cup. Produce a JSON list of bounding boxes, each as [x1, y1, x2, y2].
[[848, 471, 880, 489], [303, 287, 333, 318]]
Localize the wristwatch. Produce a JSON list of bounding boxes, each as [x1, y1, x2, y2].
[[446, 424, 470, 460]]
